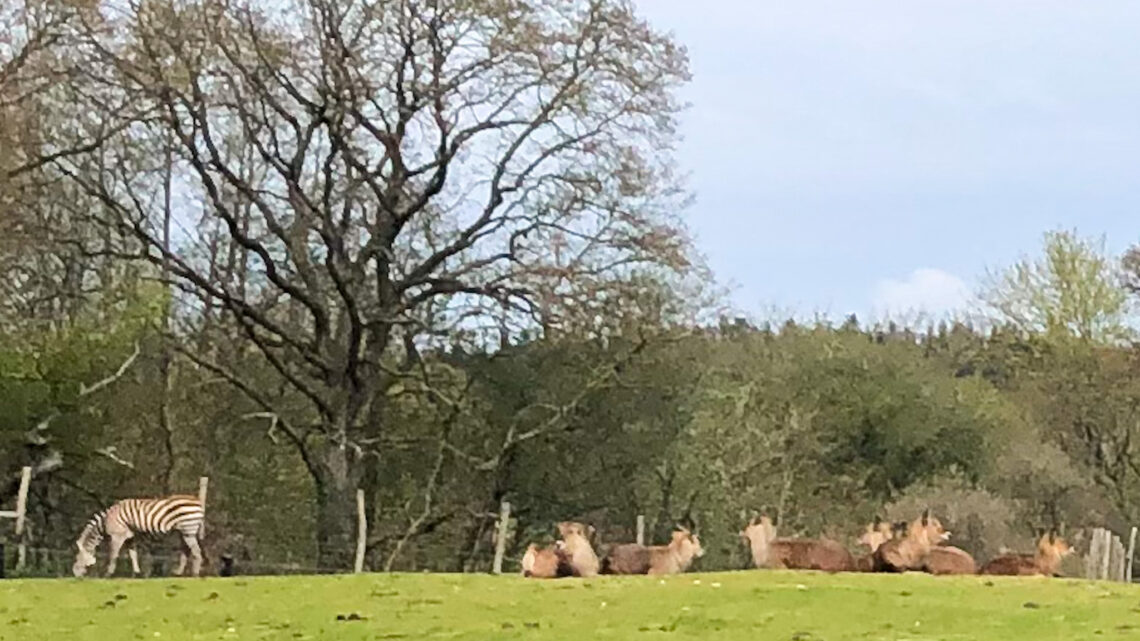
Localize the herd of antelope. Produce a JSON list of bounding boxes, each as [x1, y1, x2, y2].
[[522, 521, 705, 578], [521, 510, 1073, 579]]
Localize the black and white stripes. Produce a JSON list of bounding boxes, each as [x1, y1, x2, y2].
[[73, 496, 205, 577]]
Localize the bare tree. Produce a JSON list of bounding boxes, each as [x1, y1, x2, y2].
[[1, 0, 136, 328], [63, 0, 693, 568], [2, 0, 125, 185]]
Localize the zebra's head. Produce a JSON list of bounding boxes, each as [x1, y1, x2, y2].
[[72, 541, 98, 577], [73, 513, 104, 577]]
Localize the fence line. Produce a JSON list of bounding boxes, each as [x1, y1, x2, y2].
[[197, 477, 209, 538], [1127, 527, 1137, 583], [1084, 527, 1133, 583], [492, 500, 511, 575], [12, 489, 1135, 581], [6, 545, 332, 577], [354, 489, 366, 574], [0, 467, 31, 575]]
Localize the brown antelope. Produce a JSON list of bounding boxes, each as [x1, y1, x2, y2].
[[740, 515, 855, 572], [556, 521, 600, 578], [924, 545, 977, 575], [854, 518, 893, 571], [872, 510, 950, 572], [521, 541, 571, 578], [602, 526, 704, 575], [859, 517, 975, 575], [858, 518, 894, 551], [980, 531, 1072, 576]]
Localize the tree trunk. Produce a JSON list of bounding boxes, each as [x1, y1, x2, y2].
[[159, 134, 175, 494], [314, 443, 364, 572], [359, 390, 388, 569]]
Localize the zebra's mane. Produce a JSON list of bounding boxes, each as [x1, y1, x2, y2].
[[77, 509, 108, 552]]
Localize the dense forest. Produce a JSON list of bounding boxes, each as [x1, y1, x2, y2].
[[4, 0, 1140, 576]]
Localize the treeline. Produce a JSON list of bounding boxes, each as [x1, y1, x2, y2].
[[5, 260, 1140, 574], [3, 0, 1140, 575]]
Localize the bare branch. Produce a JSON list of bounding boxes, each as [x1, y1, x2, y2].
[[94, 446, 135, 469], [242, 411, 281, 444], [78, 341, 141, 397]]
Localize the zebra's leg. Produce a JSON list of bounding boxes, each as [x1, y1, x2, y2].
[[105, 534, 129, 577], [174, 540, 188, 576], [186, 535, 203, 577], [127, 541, 141, 577]]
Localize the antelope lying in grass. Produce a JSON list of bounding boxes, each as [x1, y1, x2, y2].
[[521, 541, 570, 578], [855, 518, 893, 571], [602, 526, 704, 575], [867, 517, 975, 575], [740, 515, 855, 572], [557, 521, 599, 578], [980, 531, 1071, 576], [872, 510, 951, 572], [521, 521, 599, 578], [924, 543, 977, 575]]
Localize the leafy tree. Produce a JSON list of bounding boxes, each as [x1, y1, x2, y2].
[[979, 230, 1140, 526], [1006, 340, 1140, 525], [982, 230, 1131, 343], [0, 287, 163, 559], [661, 327, 1007, 568], [60, 0, 695, 567]]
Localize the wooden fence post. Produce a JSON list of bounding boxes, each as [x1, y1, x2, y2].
[[13, 467, 30, 572], [492, 500, 511, 575], [1110, 534, 1124, 582], [354, 489, 366, 574], [1092, 528, 1104, 580], [1086, 528, 1103, 580], [1120, 536, 1128, 581], [1100, 529, 1113, 581], [1091, 528, 1102, 580], [1118, 536, 1128, 581], [636, 515, 645, 546], [1083, 529, 1092, 579], [1127, 527, 1137, 583], [197, 477, 209, 538], [1108, 532, 1118, 581]]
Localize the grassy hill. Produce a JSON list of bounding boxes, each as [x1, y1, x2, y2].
[[1, 570, 1137, 640]]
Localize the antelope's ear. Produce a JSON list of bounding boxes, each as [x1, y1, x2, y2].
[[872, 515, 882, 528], [921, 509, 931, 526], [1048, 531, 1057, 544]]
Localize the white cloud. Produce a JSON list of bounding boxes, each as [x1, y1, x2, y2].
[[872, 268, 972, 319]]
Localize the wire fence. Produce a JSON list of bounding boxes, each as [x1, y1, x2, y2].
[[5, 532, 1137, 581], [1, 544, 332, 578]]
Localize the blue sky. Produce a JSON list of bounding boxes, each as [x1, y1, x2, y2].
[[636, 0, 1140, 322]]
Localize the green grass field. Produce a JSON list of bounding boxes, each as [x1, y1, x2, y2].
[[2, 570, 1138, 640]]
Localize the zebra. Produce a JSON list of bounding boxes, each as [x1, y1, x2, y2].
[[73, 495, 205, 577]]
